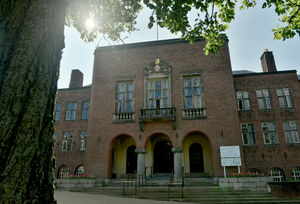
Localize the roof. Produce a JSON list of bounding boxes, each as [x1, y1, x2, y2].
[[233, 70, 297, 78]]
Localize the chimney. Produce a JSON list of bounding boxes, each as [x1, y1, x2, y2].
[[69, 69, 83, 88], [260, 49, 277, 72]]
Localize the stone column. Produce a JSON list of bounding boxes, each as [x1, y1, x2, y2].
[[172, 147, 183, 182], [135, 148, 147, 177]]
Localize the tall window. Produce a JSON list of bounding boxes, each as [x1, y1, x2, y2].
[[148, 79, 168, 108], [53, 132, 57, 143], [241, 123, 256, 145], [277, 88, 292, 108], [270, 168, 284, 181], [283, 121, 299, 144], [81, 101, 90, 120], [184, 77, 202, 109], [55, 104, 61, 121], [236, 91, 251, 110], [66, 103, 76, 120], [262, 122, 279, 145], [256, 89, 271, 110], [117, 82, 133, 113], [78, 131, 87, 151], [292, 167, 300, 181], [62, 132, 73, 151]]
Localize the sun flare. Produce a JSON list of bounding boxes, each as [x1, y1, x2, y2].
[[86, 18, 95, 31]]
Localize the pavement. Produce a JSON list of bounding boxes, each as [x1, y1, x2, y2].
[[55, 190, 189, 204]]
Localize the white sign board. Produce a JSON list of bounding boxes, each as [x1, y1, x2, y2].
[[220, 146, 241, 167]]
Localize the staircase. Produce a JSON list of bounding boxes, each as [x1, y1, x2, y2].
[[66, 177, 300, 203]]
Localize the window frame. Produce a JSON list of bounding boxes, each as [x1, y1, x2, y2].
[[256, 89, 272, 110], [116, 81, 134, 113], [183, 76, 203, 109], [292, 167, 300, 181], [240, 123, 256, 146], [65, 102, 77, 121], [81, 101, 90, 120], [270, 168, 285, 181], [236, 91, 251, 111], [276, 88, 293, 109], [62, 131, 73, 152], [283, 121, 300, 144], [262, 122, 279, 145], [55, 104, 61, 121], [147, 78, 169, 109], [78, 131, 87, 151]]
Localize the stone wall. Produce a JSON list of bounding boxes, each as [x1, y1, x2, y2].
[[219, 177, 273, 192]]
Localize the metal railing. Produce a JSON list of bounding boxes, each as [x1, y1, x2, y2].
[[139, 107, 176, 120]]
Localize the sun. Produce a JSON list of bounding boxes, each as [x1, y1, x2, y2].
[[86, 18, 95, 31]]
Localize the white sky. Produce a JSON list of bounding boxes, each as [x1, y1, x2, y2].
[[59, 4, 300, 88]]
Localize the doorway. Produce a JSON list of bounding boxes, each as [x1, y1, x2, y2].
[[153, 141, 173, 173], [189, 143, 204, 172]]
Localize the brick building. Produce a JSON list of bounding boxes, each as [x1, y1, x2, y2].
[[54, 39, 300, 181]]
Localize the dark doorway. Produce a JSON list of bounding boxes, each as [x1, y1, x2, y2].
[[153, 141, 173, 173], [189, 143, 204, 172], [126, 145, 137, 174]]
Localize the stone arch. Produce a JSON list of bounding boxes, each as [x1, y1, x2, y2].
[[75, 165, 85, 176], [109, 134, 137, 179], [144, 132, 174, 175], [182, 131, 213, 177]]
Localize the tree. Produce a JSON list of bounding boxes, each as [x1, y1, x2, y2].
[[0, 0, 299, 203]]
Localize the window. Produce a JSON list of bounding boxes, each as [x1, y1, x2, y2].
[[78, 131, 87, 151], [283, 121, 299, 144], [262, 122, 279, 145], [53, 132, 57, 143], [55, 104, 61, 121], [75, 165, 85, 176], [256, 89, 271, 109], [66, 103, 76, 120], [117, 82, 133, 113], [236, 91, 251, 110], [292, 167, 300, 181], [247, 168, 260, 174], [270, 168, 284, 181], [58, 165, 70, 179], [81, 101, 90, 120], [148, 79, 168, 109], [276, 88, 292, 108], [241, 123, 256, 145], [62, 132, 73, 151], [184, 77, 202, 109]]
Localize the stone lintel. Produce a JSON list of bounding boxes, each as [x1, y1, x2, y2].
[[135, 148, 147, 154], [171, 147, 183, 153]]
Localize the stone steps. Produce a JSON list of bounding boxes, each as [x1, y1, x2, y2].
[[70, 186, 300, 203]]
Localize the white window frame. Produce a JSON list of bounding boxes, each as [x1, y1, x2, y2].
[[55, 104, 61, 121], [66, 102, 77, 120], [75, 165, 85, 176], [117, 82, 134, 113], [78, 131, 87, 151], [62, 132, 73, 151], [276, 88, 292, 108], [283, 121, 300, 144], [240, 123, 256, 145], [292, 167, 300, 181], [236, 91, 251, 111], [256, 89, 271, 110], [270, 168, 284, 181], [262, 122, 279, 145], [58, 166, 70, 179], [183, 76, 203, 109], [81, 101, 90, 120], [148, 79, 169, 109]]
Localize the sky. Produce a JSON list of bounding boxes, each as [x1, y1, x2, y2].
[[59, 4, 300, 88]]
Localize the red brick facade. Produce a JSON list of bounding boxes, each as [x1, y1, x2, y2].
[[54, 39, 300, 180]]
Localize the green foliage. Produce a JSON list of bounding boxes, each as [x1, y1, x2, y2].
[[65, 0, 142, 42], [66, 0, 299, 54]]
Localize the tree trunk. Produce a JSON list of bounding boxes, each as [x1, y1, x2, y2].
[[0, 0, 67, 203]]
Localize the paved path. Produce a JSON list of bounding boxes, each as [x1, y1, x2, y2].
[[55, 190, 189, 204]]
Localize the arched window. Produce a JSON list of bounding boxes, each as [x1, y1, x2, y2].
[[269, 168, 284, 181], [75, 165, 84, 176], [58, 165, 70, 179], [292, 167, 300, 181], [247, 168, 260, 174]]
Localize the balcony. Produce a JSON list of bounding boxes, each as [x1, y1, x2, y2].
[[139, 107, 176, 130], [113, 112, 134, 122], [182, 108, 206, 119]]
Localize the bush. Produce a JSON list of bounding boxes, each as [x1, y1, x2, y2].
[[67, 174, 95, 179], [228, 172, 265, 178]]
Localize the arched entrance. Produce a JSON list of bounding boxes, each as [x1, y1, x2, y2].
[[182, 132, 213, 176], [153, 141, 173, 173], [126, 145, 137, 173], [110, 135, 136, 178], [189, 143, 204, 172]]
